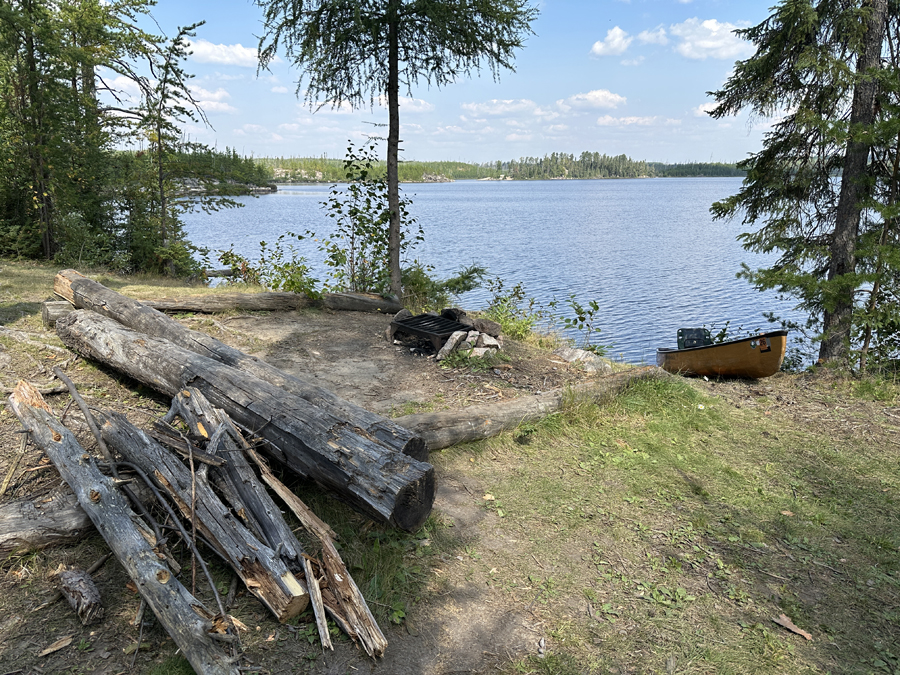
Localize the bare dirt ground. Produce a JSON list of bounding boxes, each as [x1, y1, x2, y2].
[[0, 305, 599, 675]]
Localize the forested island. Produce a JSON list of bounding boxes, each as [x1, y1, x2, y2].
[[262, 154, 744, 183]]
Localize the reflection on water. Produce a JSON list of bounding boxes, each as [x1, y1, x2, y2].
[[182, 178, 805, 365]]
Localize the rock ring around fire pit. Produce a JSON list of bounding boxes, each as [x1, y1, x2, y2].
[[389, 308, 504, 360]]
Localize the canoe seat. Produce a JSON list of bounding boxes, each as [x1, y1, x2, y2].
[[677, 327, 713, 350]]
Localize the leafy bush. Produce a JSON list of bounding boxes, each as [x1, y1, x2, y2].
[[217, 232, 320, 299], [319, 141, 421, 294], [401, 262, 485, 313]]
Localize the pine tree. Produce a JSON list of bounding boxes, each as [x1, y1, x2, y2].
[[710, 0, 896, 366]]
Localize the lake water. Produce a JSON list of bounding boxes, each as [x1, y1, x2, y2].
[[182, 178, 805, 365]]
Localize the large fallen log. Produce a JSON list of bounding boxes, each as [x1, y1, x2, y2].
[[145, 291, 311, 313], [8, 382, 239, 675], [394, 366, 667, 450], [97, 409, 309, 623], [56, 310, 435, 531], [54, 269, 425, 461]]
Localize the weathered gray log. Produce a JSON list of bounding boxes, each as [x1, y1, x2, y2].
[[96, 409, 309, 622], [395, 366, 667, 450], [8, 382, 239, 675], [0, 486, 92, 556], [146, 292, 312, 313], [42, 300, 75, 328], [54, 269, 425, 461], [323, 292, 404, 314], [56, 310, 435, 531], [165, 389, 333, 652], [164, 389, 303, 566], [58, 568, 104, 625], [245, 446, 388, 658]]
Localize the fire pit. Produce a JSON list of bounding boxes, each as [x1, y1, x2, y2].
[[390, 314, 472, 351]]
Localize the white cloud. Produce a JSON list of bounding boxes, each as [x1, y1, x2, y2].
[[191, 86, 230, 102], [621, 56, 645, 66], [546, 124, 569, 133], [460, 99, 536, 115], [591, 27, 632, 56], [693, 102, 718, 117], [187, 39, 264, 67], [596, 115, 680, 127], [505, 133, 532, 142], [669, 18, 753, 60], [558, 89, 626, 111], [271, 86, 289, 94], [638, 26, 668, 45], [234, 124, 267, 135], [377, 95, 435, 113], [200, 101, 237, 113]]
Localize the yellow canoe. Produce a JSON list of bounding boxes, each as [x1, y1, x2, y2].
[[656, 330, 788, 378]]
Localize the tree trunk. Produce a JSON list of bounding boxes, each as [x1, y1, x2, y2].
[[394, 366, 665, 450], [54, 270, 425, 460], [386, 4, 402, 299], [55, 310, 435, 531], [147, 292, 312, 313], [8, 382, 239, 675], [819, 0, 888, 363]]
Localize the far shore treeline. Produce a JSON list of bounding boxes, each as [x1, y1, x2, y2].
[[261, 154, 745, 183]]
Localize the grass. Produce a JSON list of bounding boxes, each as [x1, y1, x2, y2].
[[435, 374, 900, 674]]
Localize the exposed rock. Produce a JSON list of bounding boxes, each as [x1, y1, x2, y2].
[[473, 318, 502, 337], [436, 331, 468, 361], [553, 346, 613, 375]]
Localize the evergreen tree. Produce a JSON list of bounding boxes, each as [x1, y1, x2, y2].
[[710, 0, 896, 366], [256, 0, 538, 298]]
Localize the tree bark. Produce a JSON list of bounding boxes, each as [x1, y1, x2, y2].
[[322, 292, 403, 314], [54, 270, 425, 461], [394, 366, 666, 450], [58, 568, 104, 625], [0, 486, 93, 556], [8, 382, 239, 675], [56, 310, 435, 531], [819, 0, 888, 363]]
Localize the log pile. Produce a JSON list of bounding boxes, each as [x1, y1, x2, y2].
[[2, 271, 430, 668]]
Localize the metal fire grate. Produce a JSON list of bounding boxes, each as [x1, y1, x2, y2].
[[390, 314, 471, 351]]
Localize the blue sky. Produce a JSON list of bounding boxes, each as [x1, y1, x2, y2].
[[135, 0, 779, 164]]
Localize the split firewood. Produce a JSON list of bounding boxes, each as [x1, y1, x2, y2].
[[245, 445, 388, 658], [53, 269, 426, 461], [165, 388, 332, 651], [96, 409, 310, 623], [7, 382, 239, 675], [56, 310, 435, 532]]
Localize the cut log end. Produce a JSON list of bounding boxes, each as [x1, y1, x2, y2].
[[392, 467, 436, 532]]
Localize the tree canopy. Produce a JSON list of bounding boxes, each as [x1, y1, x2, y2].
[[256, 0, 538, 297], [710, 0, 898, 368]]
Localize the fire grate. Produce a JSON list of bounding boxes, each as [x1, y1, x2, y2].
[[390, 314, 472, 352]]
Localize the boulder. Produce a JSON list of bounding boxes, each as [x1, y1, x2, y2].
[[473, 318, 502, 337]]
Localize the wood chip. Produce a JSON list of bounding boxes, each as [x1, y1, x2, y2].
[[39, 635, 73, 656], [773, 613, 812, 640]]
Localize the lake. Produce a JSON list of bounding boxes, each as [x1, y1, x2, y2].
[[182, 178, 805, 365]]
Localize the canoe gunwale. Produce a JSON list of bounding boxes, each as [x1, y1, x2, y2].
[[656, 329, 789, 355]]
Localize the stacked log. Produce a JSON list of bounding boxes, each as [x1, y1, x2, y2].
[[55, 310, 434, 532], [54, 269, 426, 461]]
